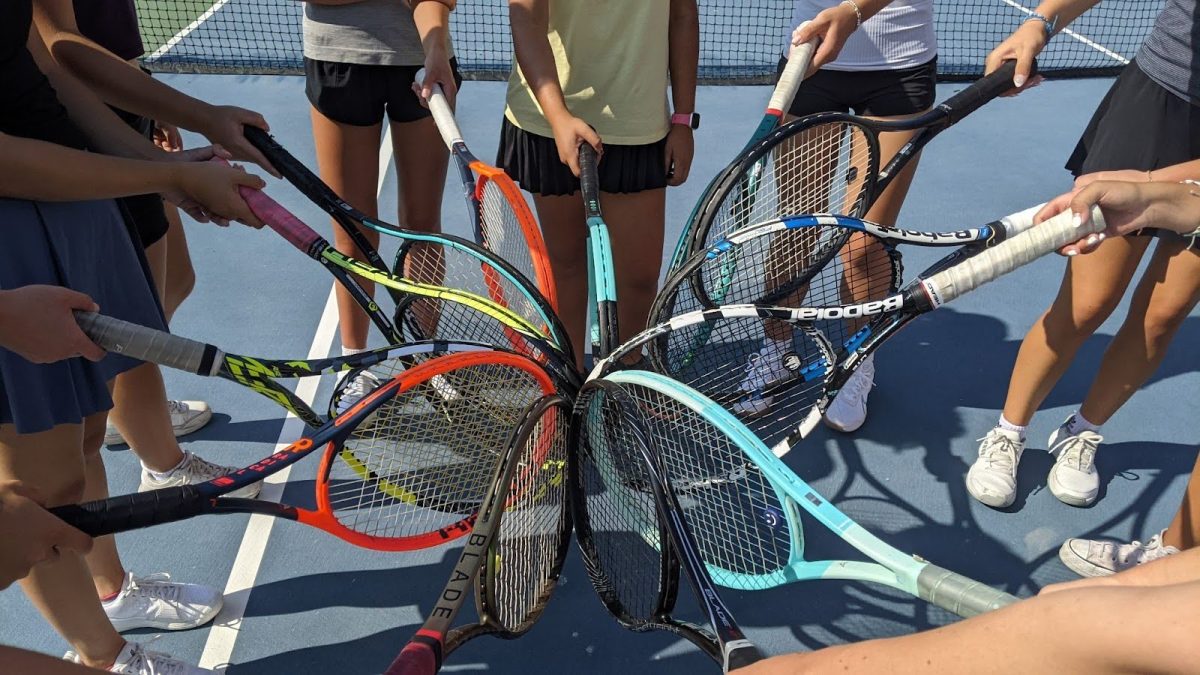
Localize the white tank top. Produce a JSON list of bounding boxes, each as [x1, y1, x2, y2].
[[787, 0, 937, 71]]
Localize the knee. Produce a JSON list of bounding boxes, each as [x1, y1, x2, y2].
[[167, 265, 196, 308], [1052, 296, 1120, 336], [1141, 304, 1190, 346]]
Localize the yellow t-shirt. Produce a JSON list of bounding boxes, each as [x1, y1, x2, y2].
[[505, 0, 671, 146]]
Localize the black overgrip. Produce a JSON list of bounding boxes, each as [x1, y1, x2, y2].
[[578, 143, 601, 204], [51, 485, 204, 537], [74, 311, 217, 376], [941, 59, 1037, 126]]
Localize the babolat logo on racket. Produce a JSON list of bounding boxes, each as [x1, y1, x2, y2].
[[867, 224, 979, 243], [790, 295, 903, 321]]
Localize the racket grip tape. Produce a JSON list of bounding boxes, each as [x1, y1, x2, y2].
[[74, 311, 221, 376], [940, 59, 1036, 126], [919, 206, 1105, 307], [208, 157, 322, 252], [578, 143, 600, 202], [416, 70, 463, 150], [916, 563, 1021, 618], [51, 486, 204, 538], [724, 641, 766, 672], [770, 24, 815, 113], [383, 635, 443, 675]]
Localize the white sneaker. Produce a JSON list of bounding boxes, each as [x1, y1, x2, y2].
[[67, 640, 214, 674], [100, 572, 223, 632], [105, 400, 212, 446], [731, 348, 793, 416], [335, 370, 382, 416], [1047, 419, 1102, 507], [1059, 529, 1180, 578], [822, 354, 875, 432], [429, 373, 461, 402], [966, 428, 1025, 508], [139, 451, 261, 499]]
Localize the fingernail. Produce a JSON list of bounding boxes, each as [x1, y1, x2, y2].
[[1085, 235, 1099, 246], [1066, 249, 1078, 256], [1096, 233, 1106, 242], [1072, 212, 1083, 228], [1013, 74, 1026, 87]]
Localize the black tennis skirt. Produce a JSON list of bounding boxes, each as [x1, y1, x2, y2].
[[496, 117, 669, 197]]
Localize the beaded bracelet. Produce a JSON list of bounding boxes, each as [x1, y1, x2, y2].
[[840, 0, 863, 28]]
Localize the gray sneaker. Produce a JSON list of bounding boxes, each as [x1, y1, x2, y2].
[[1059, 529, 1180, 577]]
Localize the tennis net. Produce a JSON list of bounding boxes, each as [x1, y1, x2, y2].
[[136, 0, 1164, 83]]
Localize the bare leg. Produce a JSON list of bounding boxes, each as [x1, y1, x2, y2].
[[1000, 236, 1150, 425], [158, 205, 195, 321], [532, 194, 588, 368], [311, 108, 384, 351], [599, 189, 665, 348], [391, 117, 450, 338], [0, 415, 125, 668], [1163, 453, 1200, 550]]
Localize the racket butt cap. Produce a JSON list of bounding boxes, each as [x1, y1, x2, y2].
[[384, 637, 442, 675]]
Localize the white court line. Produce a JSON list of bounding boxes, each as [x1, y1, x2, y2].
[[199, 133, 395, 669], [1000, 0, 1131, 65], [145, 1, 230, 63]]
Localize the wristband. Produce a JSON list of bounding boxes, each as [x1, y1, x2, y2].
[[671, 112, 700, 130], [840, 0, 863, 28]]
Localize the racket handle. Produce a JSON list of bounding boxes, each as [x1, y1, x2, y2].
[[940, 59, 1036, 126], [51, 486, 202, 538], [769, 23, 816, 114], [916, 563, 1021, 618], [208, 158, 322, 252], [578, 143, 600, 202], [417, 69, 463, 152], [996, 202, 1048, 237], [74, 311, 222, 376], [384, 637, 441, 675], [919, 206, 1105, 307], [725, 641, 765, 672]]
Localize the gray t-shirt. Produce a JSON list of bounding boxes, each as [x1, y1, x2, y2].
[[303, 1, 453, 66], [1136, 0, 1199, 104]]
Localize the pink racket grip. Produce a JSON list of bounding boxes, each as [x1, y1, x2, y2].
[[208, 158, 321, 252], [384, 641, 439, 675]]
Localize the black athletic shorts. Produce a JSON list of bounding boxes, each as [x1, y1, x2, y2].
[[496, 117, 669, 196], [304, 58, 463, 126], [112, 101, 171, 249], [776, 56, 938, 118], [1067, 60, 1200, 249]]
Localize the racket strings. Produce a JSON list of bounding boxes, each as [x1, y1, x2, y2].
[[478, 178, 547, 302], [323, 362, 547, 541], [574, 387, 667, 624], [488, 401, 571, 633], [703, 121, 874, 249], [618, 384, 793, 584]]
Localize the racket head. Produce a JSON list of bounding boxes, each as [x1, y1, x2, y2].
[[473, 168, 559, 310], [570, 380, 722, 658], [313, 350, 561, 551], [691, 115, 879, 256]]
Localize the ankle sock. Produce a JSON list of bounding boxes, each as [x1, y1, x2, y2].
[[144, 454, 188, 481], [997, 415, 1026, 440], [1067, 412, 1100, 435], [341, 345, 368, 357]]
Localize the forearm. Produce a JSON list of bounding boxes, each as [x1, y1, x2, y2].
[[412, 0, 451, 61], [0, 647, 106, 674], [1149, 159, 1200, 182], [667, 0, 698, 115], [509, 0, 572, 123], [0, 133, 182, 201]]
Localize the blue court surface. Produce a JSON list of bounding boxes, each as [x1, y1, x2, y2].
[[2, 72, 1196, 675]]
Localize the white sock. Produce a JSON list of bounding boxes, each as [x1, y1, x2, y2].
[[997, 415, 1026, 440], [144, 453, 189, 481], [341, 345, 368, 357], [1067, 412, 1100, 435]]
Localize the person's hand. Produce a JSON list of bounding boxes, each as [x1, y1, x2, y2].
[[195, 105, 280, 178], [0, 286, 104, 364], [412, 50, 457, 109], [793, 4, 857, 72], [548, 114, 602, 177], [0, 480, 94, 589], [1037, 181, 1200, 255], [152, 120, 183, 152], [984, 20, 1047, 96], [664, 124, 693, 186], [160, 147, 265, 228], [1073, 168, 1152, 189]]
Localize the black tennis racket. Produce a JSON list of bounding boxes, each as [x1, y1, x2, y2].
[[600, 205, 1104, 457], [572, 379, 763, 672], [578, 144, 620, 361], [385, 394, 572, 674]]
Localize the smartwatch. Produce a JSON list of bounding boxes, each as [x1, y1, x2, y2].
[[670, 112, 700, 130]]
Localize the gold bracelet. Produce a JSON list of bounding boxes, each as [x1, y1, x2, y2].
[[840, 0, 863, 28]]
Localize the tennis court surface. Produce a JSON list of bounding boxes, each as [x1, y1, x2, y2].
[[3, 2, 1196, 673]]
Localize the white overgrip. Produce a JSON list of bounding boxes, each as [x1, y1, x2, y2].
[[769, 22, 816, 113], [415, 69, 462, 151], [996, 202, 1047, 237], [921, 206, 1105, 307], [74, 311, 217, 376]]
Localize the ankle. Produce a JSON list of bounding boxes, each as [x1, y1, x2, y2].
[[997, 414, 1027, 439], [142, 453, 188, 479], [78, 638, 125, 670], [1068, 410, 1102, 435]]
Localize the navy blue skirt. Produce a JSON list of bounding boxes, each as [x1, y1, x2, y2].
[[0, 199, 166, 434]]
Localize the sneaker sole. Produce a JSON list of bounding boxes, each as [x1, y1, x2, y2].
[[1047, 470, 1098, 507], [108, 599, 223, 633], [822, 413, 865, 433], [1057, 540, 1114, 578], [965, 477, 1016, 509]]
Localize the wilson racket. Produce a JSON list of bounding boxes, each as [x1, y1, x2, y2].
[[385, 394, 572, 674], [53, 350, 557, 551], [600, 205, 1105, 457], [578, 143, 619, 361], [688, 60, 1034, 255], [240, 129, 572, 364], [420, 76, 557, 308], [600, 369, 1019, 616], [666, 31, 818, 274], [74, 311, 512, 429], [572, 379, 763, 672]]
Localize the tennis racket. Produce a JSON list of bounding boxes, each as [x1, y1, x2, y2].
[[240, 129, 573, 366], [687, 60, 1033, 255], [599, 205, 1104, 457], [52, 350, 557, 551], [578, 144, 619, 361], [385, 394, 572, 674], [420, 76, 558, 308], [598, 369, 1018, 617], [572, 379, 763, 672], [666, 31, 818, 274]]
